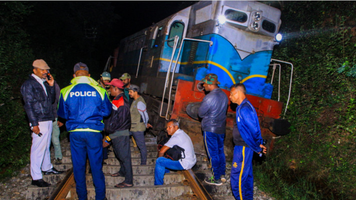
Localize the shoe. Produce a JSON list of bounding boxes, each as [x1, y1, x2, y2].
[[114, 181, 133, 188], [43, 167, 64, 175], [204, 176, 223, 186], [31, 179, 51, 187], [220, 175, 230, 183], [54, 158, 62, 165], [111, 172, 124, 177]]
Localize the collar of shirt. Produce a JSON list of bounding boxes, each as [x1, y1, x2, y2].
[[31, 73, 48, 96]]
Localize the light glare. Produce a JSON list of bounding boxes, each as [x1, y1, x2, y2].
[[276, 33, 283, 42], [218, 15, 227, 25]]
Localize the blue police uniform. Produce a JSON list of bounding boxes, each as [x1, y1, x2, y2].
[[57, 76, 112, 200]]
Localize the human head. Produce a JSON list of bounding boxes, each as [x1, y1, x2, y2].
[[73, 62, 90, 77], [229, 83, 246, 105], [128, 84, 140, 99], [119, 73, 131, 87], [101, 72, 111, 84], [106, 78, 124, 97], [197, 73, 220, 92], [32, 59, 50, 79], [166, 119, 180, 136]]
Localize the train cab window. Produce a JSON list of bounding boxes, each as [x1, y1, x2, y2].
[[167, 21, 184, 48], [262, 20, 276, 33], [225, 9, 248, 23], [152, 26, 163, 48]]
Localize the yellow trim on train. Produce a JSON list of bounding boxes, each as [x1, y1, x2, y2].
[[158, 58, 236, 84], [240, 75, 267, 83]]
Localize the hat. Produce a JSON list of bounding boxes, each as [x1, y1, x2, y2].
[[101, 72, 111, 81], [33, 59, 50, 70], [119, 73, 131, 80], [73, 62, 89, 73], [200, 73, 220, 85], [128, 84, 139, 92], [106, 78, 124, 89]]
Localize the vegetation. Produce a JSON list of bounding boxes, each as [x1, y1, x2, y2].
[[255, 2, 356, 199]]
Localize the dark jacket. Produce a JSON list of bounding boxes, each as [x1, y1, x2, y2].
[[52, 81, 60, 119], [104, 93, 131, 134], [21, 75, 55, 126], [198, 88, 228, 134]]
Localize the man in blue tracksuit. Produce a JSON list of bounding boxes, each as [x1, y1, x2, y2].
[[229, 83, 267, 200], [57, 62, 112, 200], [198, 73, 229, 186]]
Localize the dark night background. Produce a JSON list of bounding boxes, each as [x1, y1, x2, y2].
[[1, 1, 356, 199], [24, 1, 196, 84]]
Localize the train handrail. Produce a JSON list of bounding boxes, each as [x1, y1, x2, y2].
[[159, 35, 180, 119], [270, 59, 294, 116], [135, 47, 145, 78], [165, 38, 214, 120]]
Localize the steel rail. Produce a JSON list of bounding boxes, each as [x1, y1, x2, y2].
[[182, 169, 213, 200], [48, 168, 75, 200]]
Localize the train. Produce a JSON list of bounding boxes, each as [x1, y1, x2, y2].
[[106, 0, 293, 158]]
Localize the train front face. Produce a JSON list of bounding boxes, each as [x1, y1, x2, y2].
[[172, 1, 286, 146]]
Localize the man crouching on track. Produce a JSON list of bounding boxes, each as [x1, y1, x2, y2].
[[103, 78, 134, 188], [154, 119, 196, 185], [57, 62, 112, 200], [229, 83, 267, 200]]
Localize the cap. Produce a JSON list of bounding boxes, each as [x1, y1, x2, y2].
[[106, 78, 124, 89], [73, 62, 89, 73], [119, 73, 131, 80], [128, 84, 139, 92], [33, 59, 50, 70], [200, 73, 220, 85], [101, 72, 111, 81]]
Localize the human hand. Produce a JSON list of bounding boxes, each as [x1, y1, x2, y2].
[[103, 138, 110, 148], [57, 121, 64, 127], [146, 123, 153, 129], [259, 144, 267, 154], [31, 125, 40, 135], [46, 73, 54, 86]]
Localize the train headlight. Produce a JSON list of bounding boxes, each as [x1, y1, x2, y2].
[[253, 12, 261, 21], [251, 22, 259, 30], [275, 33, 283, 42], [218, 15, 227, 25]]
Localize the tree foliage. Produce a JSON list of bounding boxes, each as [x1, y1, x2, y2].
[[256, 2, 356, 199]]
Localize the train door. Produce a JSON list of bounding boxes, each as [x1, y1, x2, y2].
[[159, 8, 191, 119]]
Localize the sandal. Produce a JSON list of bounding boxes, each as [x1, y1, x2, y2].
[[111, 172, 124, 177], [114, 182, 133, 188]]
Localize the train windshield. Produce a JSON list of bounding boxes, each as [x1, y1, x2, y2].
[[224, 9, 248, 23]]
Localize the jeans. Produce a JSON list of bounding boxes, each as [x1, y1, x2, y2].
[[130, 131, 147, 165], [51, 118, 62, 159], [203, 131, 226, 180], [154, 157, 184, 185], [70, 131, 105, 200]]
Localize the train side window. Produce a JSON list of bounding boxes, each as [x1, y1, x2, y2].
[[225, 9, 248, 23], [167, 21, 184, 48], [262, 20, 276, 33], [152, 26, 163, 48]]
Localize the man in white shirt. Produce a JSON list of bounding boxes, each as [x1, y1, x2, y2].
[[154, 119, 196, 185]]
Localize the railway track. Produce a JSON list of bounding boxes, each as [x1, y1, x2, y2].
[[26, 134, 235, 200]]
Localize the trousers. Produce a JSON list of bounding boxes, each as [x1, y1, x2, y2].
[[231, 146, 254, 200], [51, 118, 62, 159], [203, 131, 226, 180], [130, 131, 147, 165], [154, 157, 184, 185], [31, 120, 53, 180], [112, 135, 133, 184], [70, 131, 105, 200]]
